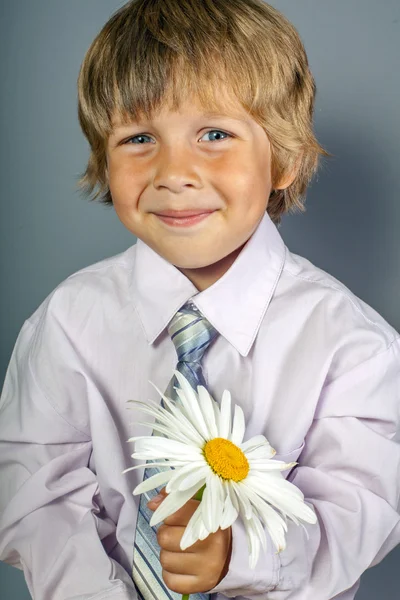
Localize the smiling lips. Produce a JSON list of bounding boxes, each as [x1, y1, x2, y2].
[[155, 209, 216, 217], [154, 209, 216, 227]]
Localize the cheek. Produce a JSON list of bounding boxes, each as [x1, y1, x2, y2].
[[223, 171, 270, 208], [216, 153, 272, 200], [108, 165, 144, 207], [211, 157, 252, 197]]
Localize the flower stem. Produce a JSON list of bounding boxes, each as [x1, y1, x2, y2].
[[194, 484, 206, 501], [181, 485, 206, 600]]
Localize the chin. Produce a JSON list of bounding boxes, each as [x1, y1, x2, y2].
[[162, 249, 215, 270], [173, 259, 214, 270]]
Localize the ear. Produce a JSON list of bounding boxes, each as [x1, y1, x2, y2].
[[275, 171, 296, 190], [274, 154, 302, 190]]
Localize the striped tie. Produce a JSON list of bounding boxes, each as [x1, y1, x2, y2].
[[132, 300, 219, 600]]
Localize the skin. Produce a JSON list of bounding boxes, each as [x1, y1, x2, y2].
[[106, 90, 295, 292], [147, 487, 232, 594], [106, 89, 296, 592]]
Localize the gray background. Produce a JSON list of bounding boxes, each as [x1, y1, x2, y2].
[[1, 1, 399, 598]]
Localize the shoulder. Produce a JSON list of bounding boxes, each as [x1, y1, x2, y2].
[[26, 243, 137, 332], [22, 243, 137, 374], [13, 244, 137, 431], [280, 249, 399, 383]]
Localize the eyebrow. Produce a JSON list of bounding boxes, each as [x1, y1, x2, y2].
[[202, 112, 250, 124], [111, 112, 250, 132]]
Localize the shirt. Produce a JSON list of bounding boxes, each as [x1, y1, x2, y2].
[[1, 211, 400, 600]]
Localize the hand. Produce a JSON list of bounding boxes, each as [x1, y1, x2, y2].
[[147, 487, 232, 595]]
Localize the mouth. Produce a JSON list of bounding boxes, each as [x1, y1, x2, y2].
[[153, 210, 216, 228], [154, 209, 216, 217]]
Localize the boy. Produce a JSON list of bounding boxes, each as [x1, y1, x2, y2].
[[1, 0, 399, 599]]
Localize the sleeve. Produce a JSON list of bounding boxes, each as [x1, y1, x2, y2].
[[208, 336, 400, 599], [0, 317, 136, 600]]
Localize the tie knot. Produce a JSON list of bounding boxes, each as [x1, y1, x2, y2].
[[168, 301, 218, 363]]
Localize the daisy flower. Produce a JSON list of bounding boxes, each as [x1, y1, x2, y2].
[[123, 370, 317, 569]]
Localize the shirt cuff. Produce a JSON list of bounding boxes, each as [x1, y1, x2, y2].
[[207, 518, 280, 597]]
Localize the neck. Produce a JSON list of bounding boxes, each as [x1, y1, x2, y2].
[[178, 243, 246, 291]]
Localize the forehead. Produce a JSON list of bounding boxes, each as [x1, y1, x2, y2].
[[110, 91, 252, 129]]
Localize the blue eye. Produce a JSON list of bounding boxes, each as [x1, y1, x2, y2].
[[203, 130, 231, 142], [124, 130, 231, 145]]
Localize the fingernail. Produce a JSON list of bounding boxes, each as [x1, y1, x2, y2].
[[150, 494, 163, 504]]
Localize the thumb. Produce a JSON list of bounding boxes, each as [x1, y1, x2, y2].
[[147, 487, 168, 508]]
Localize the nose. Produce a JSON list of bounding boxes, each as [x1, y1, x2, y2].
[[153, 145, 202, 192]]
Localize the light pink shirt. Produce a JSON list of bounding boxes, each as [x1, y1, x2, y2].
[[1, 212, 400, 600]]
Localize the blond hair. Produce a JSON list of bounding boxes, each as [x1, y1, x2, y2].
[[77, 0, 329, 225]]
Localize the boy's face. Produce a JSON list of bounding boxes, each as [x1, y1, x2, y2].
[[106, 92, 290, 291]]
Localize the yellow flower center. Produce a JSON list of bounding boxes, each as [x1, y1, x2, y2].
[[203, 437, 249, 482]]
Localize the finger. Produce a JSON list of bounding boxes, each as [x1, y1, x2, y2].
[[147, 487, 168, 508], [159, 549, 201, 575], [157, 524, 206, 553], [157, 524, 186, 552], [161, 571, 209, 596]]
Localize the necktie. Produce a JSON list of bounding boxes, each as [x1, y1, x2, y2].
[[132, 300, 219, 600]]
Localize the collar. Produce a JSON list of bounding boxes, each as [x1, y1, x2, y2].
[[130, 211, 286, 357]]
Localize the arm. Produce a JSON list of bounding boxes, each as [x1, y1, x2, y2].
[[209, 336, 400, 599], [0, 319, 136, 600]]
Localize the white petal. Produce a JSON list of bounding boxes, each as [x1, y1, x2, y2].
[[251, 512, 268, 553], [248, 512, 267, 553], [219, 482, 239, 530], [122, 460, 186, 474], [241, 435, 275, 460], [240, 434, 271, 452], [211, 397, 221, 433], [145, 416, 201, 446], [173, 371, 210, 440], [198, 518, 210, 540], [177, 467, 209, 492], [127, 400, 176, 430], [126, 397, 166, 415], [128, 401, 202, 447], [212, 475, 225, 531], [180, 503, 204, 550], [248, 472, 303, 501], [134, 437, 202, 460], [226, 480, 240, 513], [149, 482, 201, 527], [131, 449, 198, 462], [246, 474, 317, 525], [240, 480, 288, 551], [126, 435, 154, 443], [164, 383, 198, 428], [230, 404, 246, 446], [244, 517, 262, 569], [230, 480, 253, 520], [165, 461, 205, 493], [219, 389, 232, 439], [202, 474, 224, 532], [192, 508, 207, 541], [248, 459, 298, 472], [133, 469, 174, 494], [134, 420, 196, 445], [197, 385, 219, 439], [245, 444, 276, 461], [148, 385, 205, 447], [147, 381, 205, 446], [173, 385, 210, 441], [201, 479, 214, 532]]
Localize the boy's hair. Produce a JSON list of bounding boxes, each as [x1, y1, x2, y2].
[[77, 0, 329, 226]]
